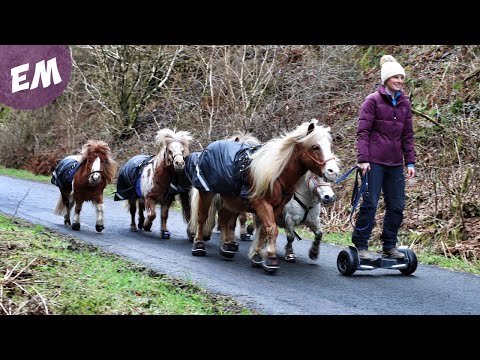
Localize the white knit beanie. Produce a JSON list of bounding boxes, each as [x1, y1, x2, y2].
[[380, 55, 406, 85]]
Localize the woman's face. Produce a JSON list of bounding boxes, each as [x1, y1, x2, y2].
[[385, 74, 405, 92]]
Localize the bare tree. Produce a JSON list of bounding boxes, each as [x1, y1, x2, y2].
[[71, 45, 182, 139]]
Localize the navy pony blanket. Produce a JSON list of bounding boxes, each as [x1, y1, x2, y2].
[[184, 140, 261, 198], [51, 156, 82, 192], [114, 155, 154, 201]]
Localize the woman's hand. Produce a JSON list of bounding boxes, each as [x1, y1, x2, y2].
[[357, 162, 371, 176]]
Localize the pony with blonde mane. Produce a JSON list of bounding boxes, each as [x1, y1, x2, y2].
[[187, 119, 340, 274], [52, 140, 117, 232], [115, 128, 193, 238]]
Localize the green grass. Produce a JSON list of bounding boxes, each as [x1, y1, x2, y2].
[[0, 166, 51, 183], [0, 214, 254, 315]]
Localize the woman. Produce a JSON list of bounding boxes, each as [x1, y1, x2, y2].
[[353, 54, 416, 261]]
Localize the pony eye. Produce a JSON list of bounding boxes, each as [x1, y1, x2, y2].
[[312, 144, 320, 150]]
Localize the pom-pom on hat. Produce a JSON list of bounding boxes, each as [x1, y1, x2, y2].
[[380, 55, 406, 84]]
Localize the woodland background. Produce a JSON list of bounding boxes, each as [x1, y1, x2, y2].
[[0, 45, 478, 260]]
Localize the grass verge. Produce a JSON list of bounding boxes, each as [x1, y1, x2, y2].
[[0, 214, 255, 315]]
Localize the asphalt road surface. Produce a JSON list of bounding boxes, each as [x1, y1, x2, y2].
[[1, 175, 480, 315]]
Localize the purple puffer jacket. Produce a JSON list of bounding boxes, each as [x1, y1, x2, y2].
[[357, 85, 416, 166]]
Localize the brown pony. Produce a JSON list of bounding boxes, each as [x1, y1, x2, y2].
[[52, 140, 117, 232], [189, 119, 340, 274], [115, 128, 192, 238]]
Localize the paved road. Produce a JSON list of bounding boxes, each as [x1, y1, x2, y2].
[[1, 175, 480, 314]]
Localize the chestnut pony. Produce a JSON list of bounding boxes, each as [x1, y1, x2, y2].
[[52, 140, 117, 232], [115, 128, 192, 238], [189, 119, 339, 274]]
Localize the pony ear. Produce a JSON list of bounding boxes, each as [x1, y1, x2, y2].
[[307, 122, 315, 135]]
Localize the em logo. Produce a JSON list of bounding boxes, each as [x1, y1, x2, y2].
[[0, 45, 72, 110]]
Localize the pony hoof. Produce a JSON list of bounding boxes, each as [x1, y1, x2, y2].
[[137, 223, 144, 230], [251, 254, 263, 268], [262, 257, 279, 274], [191, 242, 206, 256], [232, 241, 239, 251], [309, 251, 319, 260], [219, 244, 236, 259], [143, 225, 152, 232], [285, 254, 296, 263], [95, 225, 104, 233], [240, 233, 252, 241], [131, 227, 138, 232], [71, 223, 80, 231], [161, 231, 171, 239], [64, 220, 71, 226]]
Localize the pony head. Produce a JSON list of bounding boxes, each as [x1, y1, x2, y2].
[[297, 119, 340, 181], [80, 140, 117, 186], [247, 119, 340, 200], [155, 128, 193, 173], [307, 172, 336, 204]]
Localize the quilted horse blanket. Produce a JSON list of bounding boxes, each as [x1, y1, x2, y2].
[[51, 156, 82, 192], [184, 140, 261, 198], [114, 155, 154, 201]]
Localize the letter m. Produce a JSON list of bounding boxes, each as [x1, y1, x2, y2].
[[30, 57, 62, 90]]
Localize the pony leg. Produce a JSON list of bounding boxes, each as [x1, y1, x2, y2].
[[129, 198, 138, 232], [239, 212, 252, 241], [307, 221, 323, 260], [138, 200, 145, 230], [62, 193, 72, 226], [250, 203, 280, 273], [143, 197, 156, 232], [217, 208, 238, 259], [159, 195, 174, 239], [284, 215, 297, 263], [94, 201, 104, 232], [191, 191, 214, 256], [72, 199, 83, 231]]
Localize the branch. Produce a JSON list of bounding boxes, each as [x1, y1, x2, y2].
[[463, 68, 480, 83], [412, 108, 444, 128]]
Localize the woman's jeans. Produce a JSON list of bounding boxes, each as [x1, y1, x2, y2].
[[352, 163, 405, 250]]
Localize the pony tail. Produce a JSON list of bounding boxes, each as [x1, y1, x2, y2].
[[54, 195, 66, 215], [188, 187, 200, 237]]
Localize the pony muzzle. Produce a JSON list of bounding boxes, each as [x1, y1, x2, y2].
[[89, 171, 102, 184]]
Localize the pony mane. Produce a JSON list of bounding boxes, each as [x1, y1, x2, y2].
[[79, 139, 117, 184], [248, 119, 332, 199], [155, 128, 193, 156]]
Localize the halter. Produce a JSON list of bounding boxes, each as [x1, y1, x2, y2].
[[306, 151, 335, 167], [307, 174, 332, 195], [85, 153, 104, 181]]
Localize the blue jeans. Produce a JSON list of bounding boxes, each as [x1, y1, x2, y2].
[[352, 163, 405, 250]]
